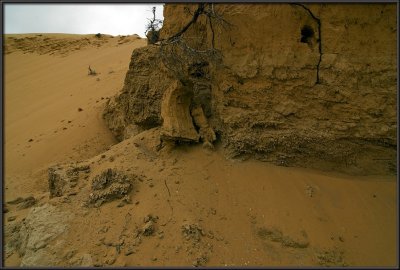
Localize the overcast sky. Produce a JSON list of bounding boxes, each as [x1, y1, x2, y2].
[[4, 4, 164, 37]]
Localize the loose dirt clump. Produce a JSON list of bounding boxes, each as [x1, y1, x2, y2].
[[181, 223, 205, 242], [86, 169, 134, 207], [257, 227, 309, 248], [316, 247, 347, 266], [180, 222, 212, 267], [48, 164, 90, 197], [7, 196, 37, 210], [140, 214, 158, 236]]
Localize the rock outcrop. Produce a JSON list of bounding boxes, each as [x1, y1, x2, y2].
[[104, 3, 397, 175], [6, 204, 74, 266]]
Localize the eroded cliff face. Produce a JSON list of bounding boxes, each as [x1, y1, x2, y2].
[[103, 45, 174, 141], [103, 3, 397, 175]]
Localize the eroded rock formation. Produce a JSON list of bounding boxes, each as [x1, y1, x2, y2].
[[160, 80, 199, 142], [103, 45, 174, 141], [103, 3, 397, 175], [7, 204, 75, 266]]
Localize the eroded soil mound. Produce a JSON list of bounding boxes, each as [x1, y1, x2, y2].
[[3, 127, 397, 267]]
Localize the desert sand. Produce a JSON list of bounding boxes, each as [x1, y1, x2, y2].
[[3, 33, 397, 267]]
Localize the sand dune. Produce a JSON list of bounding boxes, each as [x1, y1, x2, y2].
[[4, 34, 146, 197], [3, 33, 397, 267]]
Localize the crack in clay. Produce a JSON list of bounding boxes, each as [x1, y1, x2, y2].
[[208, 16, 216, 49], [163, 179, 174, 226], [292, 3, 322, 84], [165, 4, 206, 43]]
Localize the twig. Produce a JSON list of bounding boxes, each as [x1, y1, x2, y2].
[[160, 179, 174, 226], [164, 179, 171, 197], [208, 15, 215, 49]]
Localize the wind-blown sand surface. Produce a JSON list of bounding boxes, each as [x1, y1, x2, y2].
[[4, 33, 144, 194], [3, 33, 397, 267]]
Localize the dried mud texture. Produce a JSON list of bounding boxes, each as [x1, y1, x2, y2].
[[87, 169, 134, 207], [103, 3, 396, 175]]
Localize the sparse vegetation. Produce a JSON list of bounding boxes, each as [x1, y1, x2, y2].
[[145, 7, 163, 44]]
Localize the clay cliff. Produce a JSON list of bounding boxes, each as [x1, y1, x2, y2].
[[103, 3, 397, 175]]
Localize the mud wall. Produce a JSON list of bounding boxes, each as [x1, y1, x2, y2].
[[104, 3, 397, 175]]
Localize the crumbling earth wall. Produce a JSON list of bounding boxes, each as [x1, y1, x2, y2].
[[104, 3, 397, 175], [103, 45, 174, 141]]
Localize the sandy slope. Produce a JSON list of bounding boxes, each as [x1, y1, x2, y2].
[[4, 33, 146, 196], [3, 34, 398, 267]]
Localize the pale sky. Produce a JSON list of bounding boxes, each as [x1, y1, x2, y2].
[[4, 4, 164, 37]]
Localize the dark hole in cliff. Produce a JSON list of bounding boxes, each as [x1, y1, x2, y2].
[[236, 77, 244, 85], [138, 116, 161, 130], [214, 131, 223, 147], [189, 62, 209, 78], [300, 25, 314, 44]]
